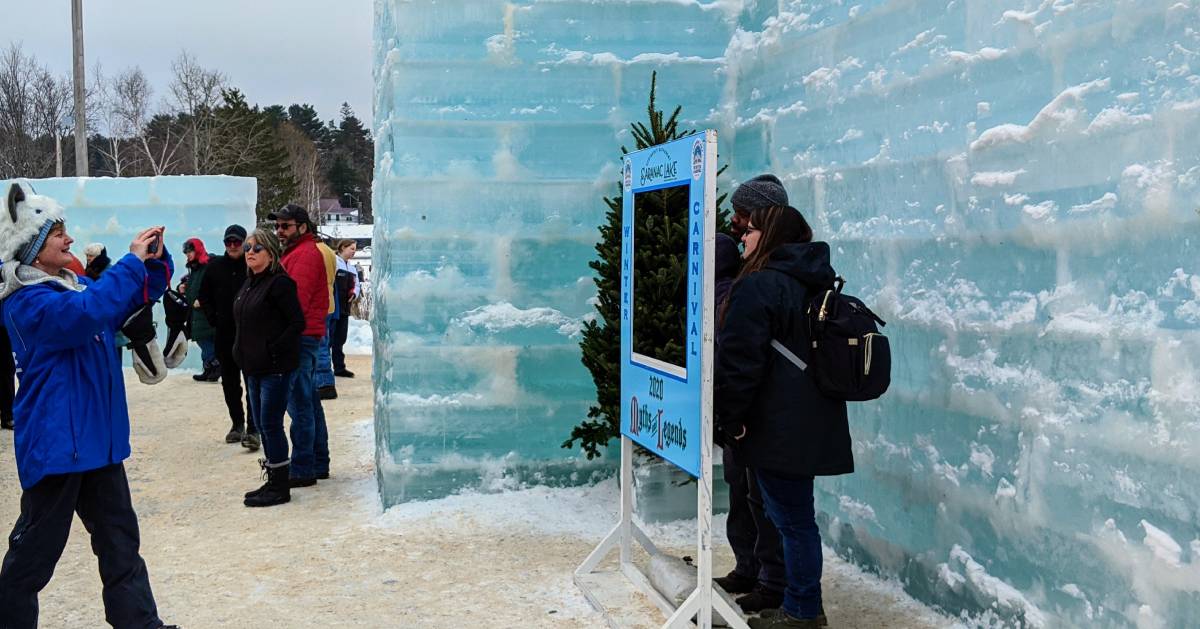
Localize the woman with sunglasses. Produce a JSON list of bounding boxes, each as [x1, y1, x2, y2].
[[232, 228, 305, 507], [716, 205, 851, 629]]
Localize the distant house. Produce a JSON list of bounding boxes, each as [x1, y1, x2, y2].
[[318, 198, 361, 225]]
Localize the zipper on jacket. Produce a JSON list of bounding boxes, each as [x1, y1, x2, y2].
[[864, 333, 880, 376], [818, 290, 833, 322]]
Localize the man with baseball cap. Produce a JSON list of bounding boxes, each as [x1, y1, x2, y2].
[[199, 224, 259, 450], [269, 204, 331, 486], [729, 173, 789, 240]]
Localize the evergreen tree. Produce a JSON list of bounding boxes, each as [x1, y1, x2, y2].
[[326, 153, 359, 198], [262, 104, 288, 127], [287, 103, 328, 144], [212, 89, 297, 219], [326, 102, 374, 221], [565, 72, 729, 459]]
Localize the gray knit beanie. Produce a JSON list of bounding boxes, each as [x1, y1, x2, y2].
[[730, 174, 789, 214]]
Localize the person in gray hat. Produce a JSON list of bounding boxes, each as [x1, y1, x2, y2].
[[729, 174, 789, 240]]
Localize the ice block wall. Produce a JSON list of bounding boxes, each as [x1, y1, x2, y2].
[[371, 1, 735, 503], [375, 0, 1200, 625], [2, 176, 258, 368], [725, 2, 1200, 627]]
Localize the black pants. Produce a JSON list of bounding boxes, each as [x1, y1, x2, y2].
[[331, 308, 350, 372], [723, 447, 786, 593], [0, 326, 13, 424], [215, 331, 254, 434], [0, 464, 162, 629]]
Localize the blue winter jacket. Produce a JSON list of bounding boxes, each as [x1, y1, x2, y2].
[[2, 251, 172, 490]]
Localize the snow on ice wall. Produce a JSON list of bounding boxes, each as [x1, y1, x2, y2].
[[725, 2, 1200, 627], [375, 1, 1200, 625], [371, 1, 734, 503], [2, 176, 258, 368]]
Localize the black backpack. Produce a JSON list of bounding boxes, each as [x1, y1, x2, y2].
[[772, 277, 891, 401]]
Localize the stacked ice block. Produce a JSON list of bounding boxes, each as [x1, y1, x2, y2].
[[375, 1, 1200, 625], [3, 176, 258, 369], [725, 2, 1200, 627], [371, 1, 734, 504]]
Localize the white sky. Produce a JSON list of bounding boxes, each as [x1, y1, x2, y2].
[[1, 0, 374, 128]]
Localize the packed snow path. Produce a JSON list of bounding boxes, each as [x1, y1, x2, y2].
[[0, 356, 950, 627]]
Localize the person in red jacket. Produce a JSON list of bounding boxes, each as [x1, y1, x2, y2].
[[267, 204, 330, 486]]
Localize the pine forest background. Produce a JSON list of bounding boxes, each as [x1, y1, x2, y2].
[[0, 45, 373, 222]]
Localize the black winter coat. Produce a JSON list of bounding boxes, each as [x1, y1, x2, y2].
[[232, 269, 305, 376], [715, 242, 853, 478], [198, 254, 247, 338]]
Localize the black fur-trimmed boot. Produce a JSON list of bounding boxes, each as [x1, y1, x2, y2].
[[245, 461, 291, 507]]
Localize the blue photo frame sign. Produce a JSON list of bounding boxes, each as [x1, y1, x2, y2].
[[620, 131, 715, 478]]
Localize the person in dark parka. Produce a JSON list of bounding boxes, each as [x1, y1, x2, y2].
[[199, 224, 258, 449], [714, 232, 787, 612], [716, 205, 851, 629]]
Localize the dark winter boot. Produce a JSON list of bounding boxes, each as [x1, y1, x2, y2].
[[1, 415, 12, 430], [737, 586, 785, 613], [756, 608, 828, 627], [245, 459, 270, 500], [715, 571, 757, 594], [245, 461, 291, 507]]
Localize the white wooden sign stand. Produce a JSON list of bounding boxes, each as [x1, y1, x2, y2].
[[574, 434, 750, 629], [576, 130, 747, 628]]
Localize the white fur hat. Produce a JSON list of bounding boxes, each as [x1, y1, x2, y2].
[[85, 243, 105, 258], [3, 181, 65, 265]]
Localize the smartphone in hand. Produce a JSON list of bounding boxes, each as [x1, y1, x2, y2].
[[147, 229, 163, 255]]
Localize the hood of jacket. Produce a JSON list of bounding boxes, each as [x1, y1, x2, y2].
[[185, 238, 211, 268], [715, 233, 741, 282], [0, 260, 83, 303], [763, 241, 836, 289]]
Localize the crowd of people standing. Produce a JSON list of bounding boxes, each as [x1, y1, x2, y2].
[[0, 185, 368, 626]]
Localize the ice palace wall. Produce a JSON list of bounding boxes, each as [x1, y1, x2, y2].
[[374, 2, 1200, 626]]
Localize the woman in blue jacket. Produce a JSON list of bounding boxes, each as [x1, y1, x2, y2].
[[0, 181, 178, 629], [716, 204, 852, 629]]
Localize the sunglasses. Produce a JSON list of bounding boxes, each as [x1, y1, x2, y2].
[[182, 243, 195, 254], [243, 243, 266, 254], [274, 222, 298, 231], [225, 238, 243, 247]]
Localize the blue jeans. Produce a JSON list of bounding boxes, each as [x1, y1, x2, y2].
[[288, 337, 330, 479], [315, 314, 336, 389], [246, 372, 293, 465], [755, 471, 822, 619], [197, 337, 216, 367]]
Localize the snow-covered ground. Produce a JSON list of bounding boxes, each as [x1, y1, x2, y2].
[[0, 355, 953, 628]]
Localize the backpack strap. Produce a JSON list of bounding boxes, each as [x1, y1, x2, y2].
[[770, 339, 808, 371]]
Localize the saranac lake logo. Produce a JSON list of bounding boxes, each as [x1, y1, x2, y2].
[[639, 148, 677, 186]]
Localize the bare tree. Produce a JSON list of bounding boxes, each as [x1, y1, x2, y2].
[[0, 44, 52, 178], [92, 64, 131, 176], [111, 66, 183, 175], [31, 69, 72, 177], [279, 120, 325, 211], [168, 51, 226, 174]]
